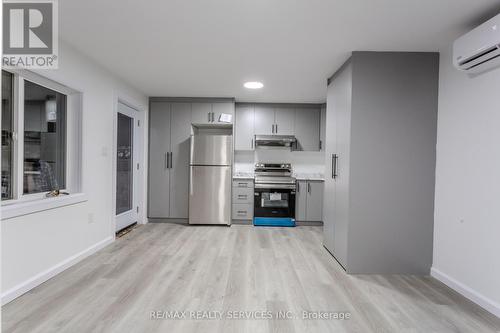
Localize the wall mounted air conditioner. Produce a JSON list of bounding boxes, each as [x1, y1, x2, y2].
[[453, 13, 500, 73]]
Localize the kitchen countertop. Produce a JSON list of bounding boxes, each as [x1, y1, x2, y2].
[[293, 173, 325, 181], [233, 172, 324, 181]]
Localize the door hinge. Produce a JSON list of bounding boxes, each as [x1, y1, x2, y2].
[[137, 119, 140, 127], [136, 206, 139, 213], [137, 163, 140, 170]]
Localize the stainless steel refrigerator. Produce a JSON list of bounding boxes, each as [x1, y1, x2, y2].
[[189, 134, 232, 225]]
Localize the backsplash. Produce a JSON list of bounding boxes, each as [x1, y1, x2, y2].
[[234, 150, 325, 175]]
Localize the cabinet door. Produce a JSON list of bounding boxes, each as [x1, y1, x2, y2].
[[306, 181, 324, 221], [274, 107, 295, 135], [295, 107, 320, 151], [212, 102, 234, 124], [254, 105, 274, 135], [332, 63, 352, 268], [169, 103, 191, 218], [191, 102, 212, 125], [320, 105, 326, 152], [235, 105, 255, 150], [148, 102, 171, 218], [295, 180, 307, 221]]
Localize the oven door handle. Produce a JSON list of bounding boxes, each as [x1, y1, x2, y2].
[[255, 183, 296, 190]]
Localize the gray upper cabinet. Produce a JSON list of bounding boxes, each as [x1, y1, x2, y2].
[[274, 107, 295, 135], [191, 102, 212, 125], [192, 102, 234, 125], [169, 103, 192, 218], [254, 105, 274, 135], [323, 52, 439, 274], [235, 104, 255, 150], [149, 102, 171, 218], [295, 107, 320, 151], [212, 102, 234, 123]]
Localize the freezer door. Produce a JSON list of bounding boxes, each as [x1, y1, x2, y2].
[[190, 135, 232, 166], [189, 165, 232, 225]]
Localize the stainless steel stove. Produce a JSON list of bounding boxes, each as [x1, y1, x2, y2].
[[254, 163, 296, 189], [253, 163, 296, 223]]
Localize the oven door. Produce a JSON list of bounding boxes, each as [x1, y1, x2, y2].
[[254, 184, 296, 218]]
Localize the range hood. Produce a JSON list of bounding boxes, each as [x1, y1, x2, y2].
[[254, 135, 296, 149]]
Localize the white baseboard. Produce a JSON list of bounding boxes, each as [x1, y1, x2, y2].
[[431, 267, 500, 318], [1, 236, 114, 305]]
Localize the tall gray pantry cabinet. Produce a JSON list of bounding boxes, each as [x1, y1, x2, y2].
[[148, 102, 191, 219], [323, 52, 439, 274]]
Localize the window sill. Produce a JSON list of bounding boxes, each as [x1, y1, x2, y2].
[[1, 193, 88, 220]]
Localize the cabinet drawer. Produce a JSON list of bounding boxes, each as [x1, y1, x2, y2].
[[233, 180, 254, 189], [232, 204, 253, 220], [232, 187, 254, 204]]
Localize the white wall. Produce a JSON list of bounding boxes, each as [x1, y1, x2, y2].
[[1, 41, 148, 303], [432, 44, 500, 316]]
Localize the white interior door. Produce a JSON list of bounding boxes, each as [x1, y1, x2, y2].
[[115, 102, 140, 231]]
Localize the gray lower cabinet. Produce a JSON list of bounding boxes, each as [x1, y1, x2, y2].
[[235, 104, 255, 150], [295, 107, 320, 151], [232, 179, 254, 220], [296, 180, 323, 222], [323, 52, 439, 274], [149, 101, 191, 219]]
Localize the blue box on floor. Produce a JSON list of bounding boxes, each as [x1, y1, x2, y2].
[[253, 217, 296, 227]]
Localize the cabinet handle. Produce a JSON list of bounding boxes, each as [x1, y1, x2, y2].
[[275, 124, 278, 133], [319, 140, 322, 150], [251, 139, 254, 149], [169, 152, 173, 169], [164, 153, 168, 170], [212, 112, 215, 122], [297, 182, 300, 192], [238, 183, 247, 187], [238, 194, 247, 198], [208, 112, 211, 122], [308, 182, 311, 193], [237, 211, 247, 214], [333, 154, 338, 179]]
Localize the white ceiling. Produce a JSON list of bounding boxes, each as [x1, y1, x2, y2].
[[60, 0, 500, 103]]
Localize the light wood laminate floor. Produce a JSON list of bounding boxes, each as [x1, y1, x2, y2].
[[3, 224, 500, 333]]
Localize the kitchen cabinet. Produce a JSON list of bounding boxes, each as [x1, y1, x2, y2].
[[169, 103, 192, 218], [149, 101, 191, 219], [320, 105, 326, 151], [323, 52, 438, 274], [232, 179, 254, 221], [149, 102, 171, 218], [235, 104, 255, 150], [191, 102, 212, 125], [296, 180, 323, 222], [254, 105, 274, 135], [274, 107, 295, 135], [192, 102, 234, 125], [295, 107, 320, 151]]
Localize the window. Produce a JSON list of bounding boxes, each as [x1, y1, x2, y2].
[[1, 69, 82, 209], [23, 80, 67, 194], [2, 71, 14, 199]]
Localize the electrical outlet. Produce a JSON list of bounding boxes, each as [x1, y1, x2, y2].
[[88, 213, 95, 224]]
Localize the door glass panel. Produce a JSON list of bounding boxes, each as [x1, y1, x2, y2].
[[1, 71, 14, 199], [116, 113, 133, 215], [261, 192, 289, 208]]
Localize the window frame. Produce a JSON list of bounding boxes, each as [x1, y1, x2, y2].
[[1, 68, 83, 209]]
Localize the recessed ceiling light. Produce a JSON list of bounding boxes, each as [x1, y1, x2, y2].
[[244, 81, 264, 89]]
